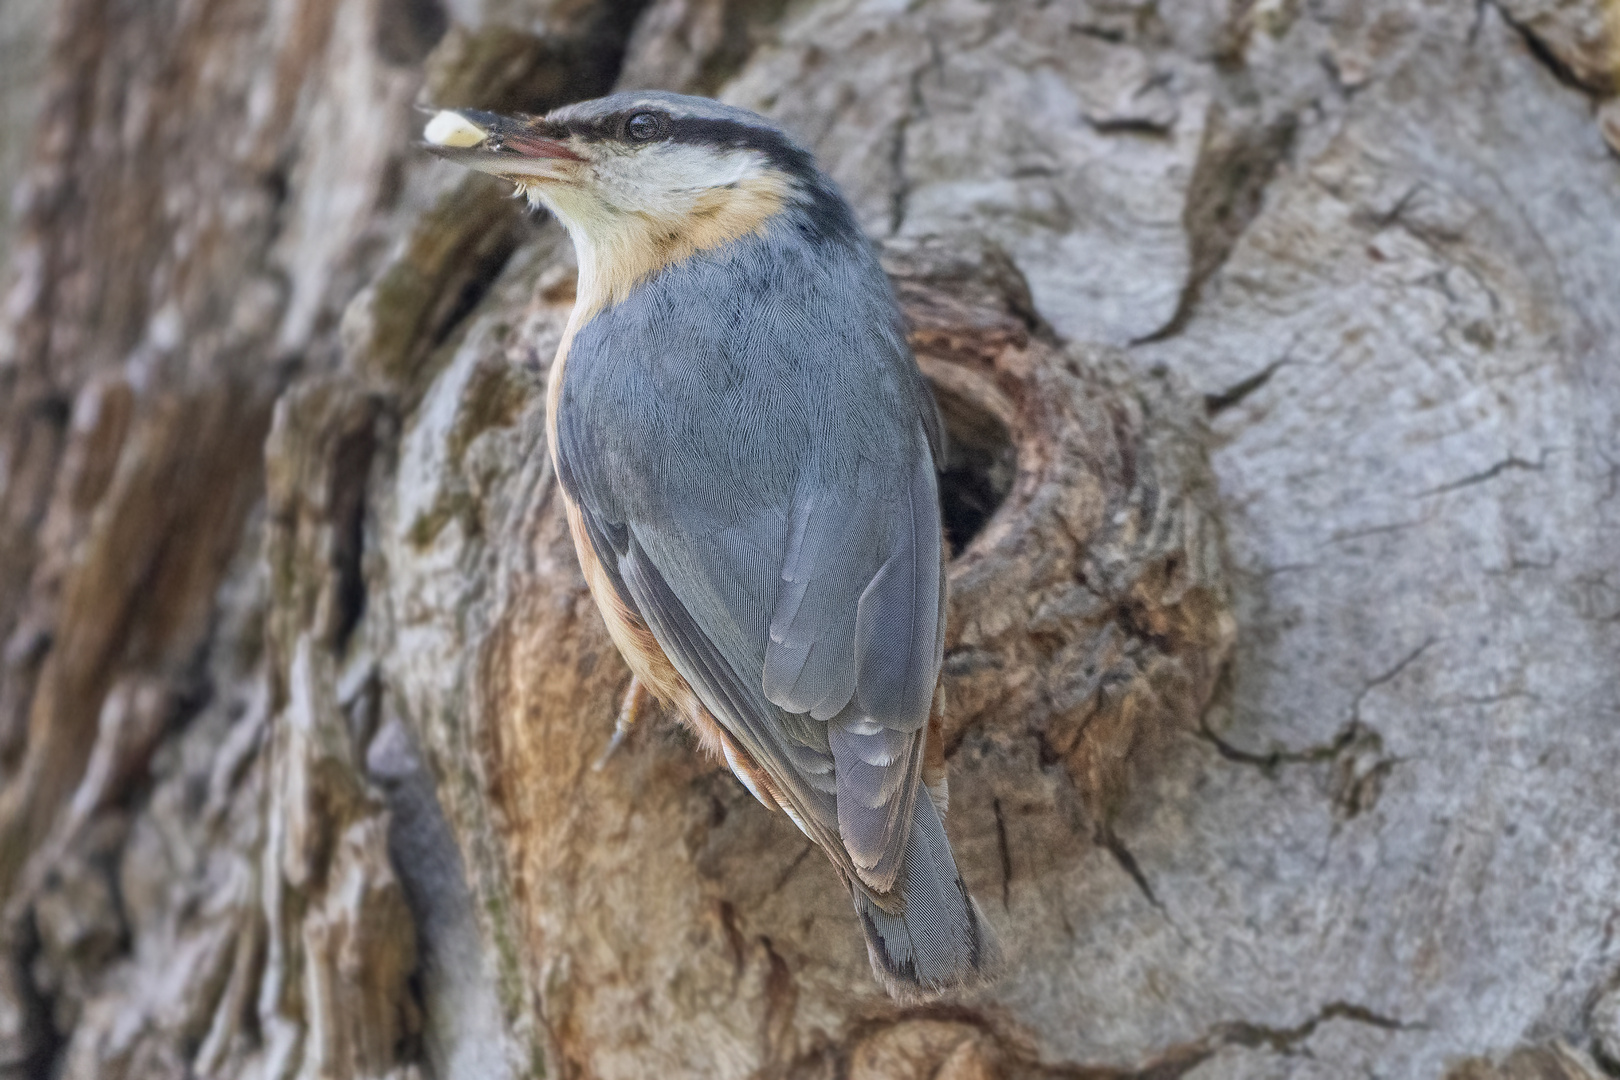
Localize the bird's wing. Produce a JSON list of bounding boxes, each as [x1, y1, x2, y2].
[[560, 472, 846, 864], [564, 424, 944, 896], [760, 433, 944, 890]]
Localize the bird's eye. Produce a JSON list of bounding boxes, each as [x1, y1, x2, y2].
[[626, 113, 665, 142]]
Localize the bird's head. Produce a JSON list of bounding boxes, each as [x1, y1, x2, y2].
[[422, 92, 855, 311]]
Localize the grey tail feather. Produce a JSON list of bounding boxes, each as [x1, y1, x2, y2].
[[849, 793, 997, 998]]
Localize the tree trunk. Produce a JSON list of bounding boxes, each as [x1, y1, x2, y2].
[[0, 0, 1617, 1078]]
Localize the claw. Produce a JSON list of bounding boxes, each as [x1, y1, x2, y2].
[[594, 677, 651, 770]]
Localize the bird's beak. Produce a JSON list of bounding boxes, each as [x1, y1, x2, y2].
[[419, 108, 586, 183]]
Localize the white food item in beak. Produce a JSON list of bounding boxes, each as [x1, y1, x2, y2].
[[424, 110, 487, 148]]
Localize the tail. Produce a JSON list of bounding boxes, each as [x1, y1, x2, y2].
[[849, 793, 996, 998]]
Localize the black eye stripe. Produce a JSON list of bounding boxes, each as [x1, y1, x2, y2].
[[554, 112, 672, 144], [664, 117, 817, 178], [550, 111, 816, 175]]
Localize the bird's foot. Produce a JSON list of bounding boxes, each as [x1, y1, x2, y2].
[[594, 677, 651, 770]]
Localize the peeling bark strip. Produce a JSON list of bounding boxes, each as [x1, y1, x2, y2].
[[2, 0, 1618, 1076]]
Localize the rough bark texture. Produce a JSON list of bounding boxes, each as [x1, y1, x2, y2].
[[0, 0, 1616, 1078]]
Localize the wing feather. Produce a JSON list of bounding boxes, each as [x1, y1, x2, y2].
[[615, 529, 846, 845], [853, 445, 943, 729], [829, 713, 922, 890], [568, 430, 945, 893]]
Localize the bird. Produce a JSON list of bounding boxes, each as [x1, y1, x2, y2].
[[422, 91, 993, 996]]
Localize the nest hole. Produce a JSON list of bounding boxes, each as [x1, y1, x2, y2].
[[930, 377, 1017, 558]]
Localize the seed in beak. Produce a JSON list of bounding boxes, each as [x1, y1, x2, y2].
[[424, 110, 487, 148]]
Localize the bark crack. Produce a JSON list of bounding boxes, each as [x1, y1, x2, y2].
[[1202, 641, 1430, 816], [845, 999, 1416, 1078], [1204, 357, 1287, 416], [1095, 823, 1162, 913], [1348, 638, 1436, 722], [768, 841, 815, 897], [1322, 519, 1425, 546], [1418, 452, 1548, 497], [887, 38, 941, 236], [1136, 108, 1297, 343], [1201, 642, 1432, 767], [757, 935, 798, 1067], [1217, 1000, 1414, 1053], [992, 797, 1012, 910]]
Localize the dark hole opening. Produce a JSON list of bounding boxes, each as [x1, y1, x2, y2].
[[929, 377, 1017, 558]]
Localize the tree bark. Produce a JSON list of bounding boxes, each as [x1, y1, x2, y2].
[[0, 0, 1617, 1078]]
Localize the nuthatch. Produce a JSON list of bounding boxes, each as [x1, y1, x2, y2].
[[424, 92, 992, 995]]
